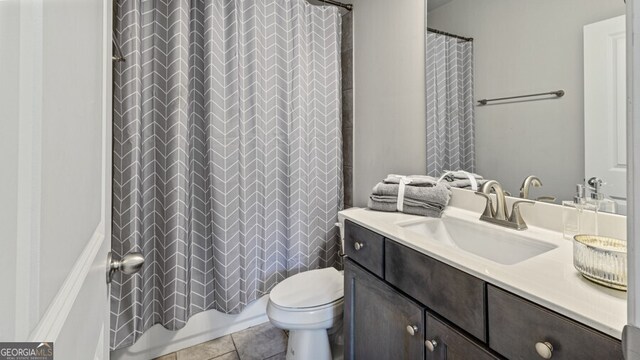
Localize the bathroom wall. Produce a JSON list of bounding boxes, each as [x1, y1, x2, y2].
[[342, 10, 354, 208], [428, 0, 625, 201], [350, 0, 428, 207]]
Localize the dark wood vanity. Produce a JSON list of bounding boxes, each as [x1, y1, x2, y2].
[[343, 220, 623, 360]]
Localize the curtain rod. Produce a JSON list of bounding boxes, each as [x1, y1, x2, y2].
[[320, 0, 353, 11], [427, 27, 473, 42]]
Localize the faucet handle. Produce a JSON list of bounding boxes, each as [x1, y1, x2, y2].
[[475, 192, 494, 218], [509, 200, 535, 230]]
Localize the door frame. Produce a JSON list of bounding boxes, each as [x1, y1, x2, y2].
[[626, 0, 640, 357], [18, 0, 112, 357]]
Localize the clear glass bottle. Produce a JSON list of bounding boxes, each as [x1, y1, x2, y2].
[[562, 200, 580, 240], [563, 184, 598, 239]]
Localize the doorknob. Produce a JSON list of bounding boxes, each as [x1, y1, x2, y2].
[[106, 252, 145, 283]]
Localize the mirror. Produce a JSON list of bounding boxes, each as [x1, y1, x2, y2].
[[426, 0, 627, 214]]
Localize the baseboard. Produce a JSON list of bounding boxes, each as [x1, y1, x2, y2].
[[110, 295, 270, 360]]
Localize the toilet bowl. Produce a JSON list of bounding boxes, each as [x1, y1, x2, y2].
[[267, 267, 344, 360]]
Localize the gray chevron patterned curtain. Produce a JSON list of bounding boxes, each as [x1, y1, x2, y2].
[[111, 0, 342, 349], [426, 31, 475, 176]]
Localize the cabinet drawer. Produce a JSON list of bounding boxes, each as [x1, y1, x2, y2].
[[426, 313, 501, 360], [488, 285, 623, 360], [344, 220, 385, 278], [385, 240, 486, 342]]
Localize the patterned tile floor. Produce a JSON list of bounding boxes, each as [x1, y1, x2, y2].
[[154, 323, 287, 360]]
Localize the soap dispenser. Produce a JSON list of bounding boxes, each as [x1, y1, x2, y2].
[[586, 177, 617, 214], [562, 184, 597, 239]]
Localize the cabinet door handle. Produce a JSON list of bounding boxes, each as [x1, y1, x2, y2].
[[425, 339, 438, 352], [406, 325, 419, 336], [354, 241, 365, 251], [535, 341, 553, 359]]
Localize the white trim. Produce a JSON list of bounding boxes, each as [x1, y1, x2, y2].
[[624, 0, 640, 357], [629, 0, 640, 328], [101, 0, 113, 358], [28, 223, 106, 342]]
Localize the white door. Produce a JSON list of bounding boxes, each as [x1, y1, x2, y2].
[[584, 15, 627, 213], [0, 0, 112, 359]]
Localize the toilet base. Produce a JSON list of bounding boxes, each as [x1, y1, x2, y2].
[[286, 329, 332, 360]]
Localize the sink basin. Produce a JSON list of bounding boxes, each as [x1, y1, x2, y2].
[[399, 216, 558, 265]]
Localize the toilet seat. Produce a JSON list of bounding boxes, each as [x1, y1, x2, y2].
[[269, 297, 343, 312], [269, 267, 344, 310]]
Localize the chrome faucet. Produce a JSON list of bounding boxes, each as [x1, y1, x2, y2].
[[519, 175, 542, 199], [480, 180, 508, 220], [475, 180, 534, 230]]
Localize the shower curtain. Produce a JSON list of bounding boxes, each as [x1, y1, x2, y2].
[[111, 0, 342, 349], [426, 31, 475, 176]]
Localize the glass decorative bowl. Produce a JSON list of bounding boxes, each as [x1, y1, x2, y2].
[[573, 235, 627, 291]]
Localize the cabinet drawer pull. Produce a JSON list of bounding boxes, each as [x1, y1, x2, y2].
[[354, 241, 365, 251], [425, 339, 438, 352], [406, 325, 418, 336], [535, 341, 553, 359]]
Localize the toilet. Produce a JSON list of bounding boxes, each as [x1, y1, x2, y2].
[[267, 267, 344, 360]]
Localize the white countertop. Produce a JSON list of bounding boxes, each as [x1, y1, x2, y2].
[[339, 206, 627, 339]]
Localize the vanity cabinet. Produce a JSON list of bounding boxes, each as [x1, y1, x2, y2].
[[343, 219, 623, 360]]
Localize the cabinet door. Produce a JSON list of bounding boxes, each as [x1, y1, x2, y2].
[[344, 259, 425, 360], [425, 314, 500, 360]]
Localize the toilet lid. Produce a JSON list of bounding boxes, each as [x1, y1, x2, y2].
[[270, 267, 344, 309]]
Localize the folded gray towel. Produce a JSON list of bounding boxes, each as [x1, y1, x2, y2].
[[442, 170, 484, 181], [382, 173, 486, 190], [368, 198, 444, 218], [383, 174, 439, 187], [368, 181, 451, 218], [370, 195, 446, 211], [372, 182, 451, 208], [447, 178, 488, 189]]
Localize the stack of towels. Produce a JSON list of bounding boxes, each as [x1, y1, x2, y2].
[[438, 171, 487, 189], [367, 171, 486, 218]]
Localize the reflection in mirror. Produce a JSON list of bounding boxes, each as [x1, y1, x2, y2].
[[425, 0, 626, 214]]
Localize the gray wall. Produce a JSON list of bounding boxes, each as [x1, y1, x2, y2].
[[428, 0, 625, 201], [351, 0, 427, 207]]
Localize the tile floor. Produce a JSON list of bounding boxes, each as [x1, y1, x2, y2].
[[154, 322, 287, 360]]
